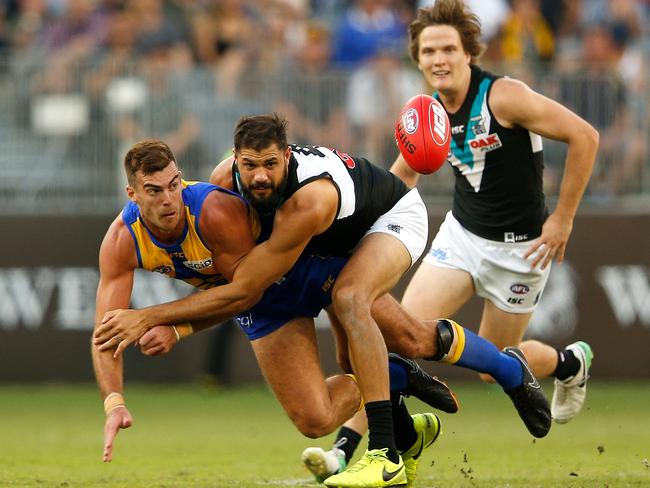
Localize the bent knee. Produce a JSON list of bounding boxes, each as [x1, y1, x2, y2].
[[292, 410, 335, 439]]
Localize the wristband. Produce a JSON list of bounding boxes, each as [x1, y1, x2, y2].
[[103, 392, 125, 415], [172, 323, 194, 342]]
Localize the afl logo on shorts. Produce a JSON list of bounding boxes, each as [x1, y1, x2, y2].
[[510, 283, 530, 294], [403, 108, 419, 134]]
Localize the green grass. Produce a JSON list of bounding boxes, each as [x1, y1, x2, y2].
[[0, 382, 648, 487]]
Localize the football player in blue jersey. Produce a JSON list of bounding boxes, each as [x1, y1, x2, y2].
[[95, 113, 555, 487]]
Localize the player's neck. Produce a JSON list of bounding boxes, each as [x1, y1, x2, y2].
[[438, 65, 472, 114], [142, 214, 186, 245]]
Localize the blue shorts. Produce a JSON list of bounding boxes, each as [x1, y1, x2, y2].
[[234, 253, 348, 340]]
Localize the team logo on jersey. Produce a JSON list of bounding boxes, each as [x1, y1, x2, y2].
[[510, 283, 530, 294], [428, 101, 449, 146], [469, 133, 502, 152], [403, 108, 419, 134], [183, 258, 213, 270], [471, 116, 487, 135], [152, 264, 172, 274]]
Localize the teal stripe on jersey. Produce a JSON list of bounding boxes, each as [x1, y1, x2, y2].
[[448, 78, 492, 169]]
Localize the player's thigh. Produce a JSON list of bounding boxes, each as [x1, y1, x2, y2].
[[478, 299, 532, 350], [401, 261, 474, 319], [334, 232, 412, 300], [251, 317, 329, 414]]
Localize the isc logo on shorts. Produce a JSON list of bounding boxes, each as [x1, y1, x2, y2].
[[235, 313, 253, 328]]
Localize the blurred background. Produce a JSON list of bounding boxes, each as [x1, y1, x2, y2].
[[0, 0, 648, 384]]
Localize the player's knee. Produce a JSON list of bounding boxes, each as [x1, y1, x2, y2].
[[478, 372, 497, 384], [292, 409, 334, 439], [332, 284, 369, 324]]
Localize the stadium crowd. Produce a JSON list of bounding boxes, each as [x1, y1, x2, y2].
[[0, 0, 648, 205]]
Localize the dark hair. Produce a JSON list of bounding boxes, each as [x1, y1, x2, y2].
[[409, 0, 484, 65], [233, 113, 289, 153], [124, 139, 177, 185]]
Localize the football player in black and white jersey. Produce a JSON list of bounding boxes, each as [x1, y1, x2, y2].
[[398, 0, 598, 424], [95, 112, 557, 486], [303, 2, 599, 480]]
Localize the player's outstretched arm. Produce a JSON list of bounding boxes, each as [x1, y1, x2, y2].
[[490, 78, 599, 269], [94, 180, 338, 355], [91, 218, 137, 461]]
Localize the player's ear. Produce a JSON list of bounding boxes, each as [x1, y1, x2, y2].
[[126, 184, 136, 201], [284, 146, 291, 162]]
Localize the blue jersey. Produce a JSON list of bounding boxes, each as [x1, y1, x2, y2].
[[122, 180, 247, 289], [234, 253, 348, 340]]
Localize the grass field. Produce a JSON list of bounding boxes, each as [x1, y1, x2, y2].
[[0, 381, 648, 487]]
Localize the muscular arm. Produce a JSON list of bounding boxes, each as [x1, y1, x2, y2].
[[95, 179, 339, 352], [92, 219, 136, 398], [91, 217, 137, 461], [490, 78, 599, 268]]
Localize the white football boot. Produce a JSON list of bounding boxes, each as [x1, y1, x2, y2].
[[551, 341, 594, 424]]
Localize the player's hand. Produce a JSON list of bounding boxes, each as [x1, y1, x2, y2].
[[103, 406, 133, 462], [138, 325, 177, 356], [94, 308, 152, 357], [524, 212, 573, 270]]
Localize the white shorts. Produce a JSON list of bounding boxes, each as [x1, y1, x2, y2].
[[422, 211, 551, 313], [364, 188, 428, 267]]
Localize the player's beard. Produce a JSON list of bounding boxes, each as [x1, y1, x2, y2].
[[242, 171, 288, 215]]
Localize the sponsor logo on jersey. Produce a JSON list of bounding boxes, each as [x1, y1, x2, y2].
[[507, 297, 525, 305], [504, 232, 529, 243], [510, 283, 530, 294], [169, 251, 186, 259], [387, 223, 402, 234], [403, 108, 419, 134], [469, 133, 502, 152], [452, 125, 465, 135], [183, 258, 213, 270], [428, 101, 449, 146]]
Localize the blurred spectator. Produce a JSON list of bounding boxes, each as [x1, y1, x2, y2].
[[419, 0, 510, 42], [346, 47, 421, 164], [272, 20, 351, 149], [559, 25, 642, 196], [113, 34, 206, 181], [332, 0, 406, 67], [499, 0, 555, 63], [190, 0, 257, 97]]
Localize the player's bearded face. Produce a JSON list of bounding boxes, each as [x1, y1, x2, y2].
[[417, 25, 471, 93], [236, 145, 290, 213]]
